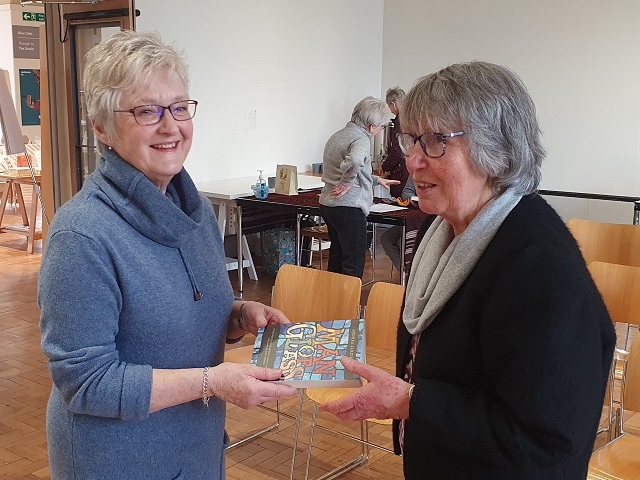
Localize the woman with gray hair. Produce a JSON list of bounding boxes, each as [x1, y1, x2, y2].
[[381, 86, 409, 198], [38, 31, 296, 480], [319, 96, 399, 278], [321, 62, 615, 478]]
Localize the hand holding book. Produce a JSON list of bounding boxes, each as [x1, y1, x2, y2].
[[207, 362, 297, 409], [231, 300, 291, 338], [318, 356, 412, 421]]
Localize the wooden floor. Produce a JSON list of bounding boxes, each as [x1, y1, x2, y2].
[[0, 190, 637, 479], [0, 193, 50, 480]]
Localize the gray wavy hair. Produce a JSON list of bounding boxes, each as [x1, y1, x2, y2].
[[385, 86, 405, 107], [350, 96, 392, 130], [83, 30, 190, 151], [402, 61, 545, 195]]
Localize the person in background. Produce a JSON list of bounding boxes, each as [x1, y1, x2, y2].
[[320, 61, 615, 479], [379, 176, 419, 272], [38, 31, 296, 480], [319, 96, 399, 278], [380, 86, 409, 198]]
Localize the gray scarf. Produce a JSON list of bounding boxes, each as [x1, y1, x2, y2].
[[403, 188, 523, 334]]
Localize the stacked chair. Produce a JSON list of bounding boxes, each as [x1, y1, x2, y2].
[[567, 219, 640, 478], [588, 333, 640, 478], [224, 264, 362, 479], [299, 223, 331, 270], [303, 281, 405, 479], [567, 218, 640, 267], [299, 217, 377, 285], [588, 262, 640, 438]]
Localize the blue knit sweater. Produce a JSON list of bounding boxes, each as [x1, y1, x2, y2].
[[39, 150, 234, 480]]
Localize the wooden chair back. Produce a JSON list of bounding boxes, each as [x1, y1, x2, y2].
[[567, 218, 640, 267], [271, 264, 361, 322], [624, 333, 640, 413], [588, 261, 640, 327], [364, 282, 405, 351]]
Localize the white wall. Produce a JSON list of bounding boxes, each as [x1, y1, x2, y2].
[[136, 0, 384, 183], [0, 6, 14, 91], [136, 0, 640, 222], [383, 0, 640, 202]]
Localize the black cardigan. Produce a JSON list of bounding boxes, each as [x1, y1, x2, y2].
[[393, 194, 615, 479], [381, 115, 409, 198]]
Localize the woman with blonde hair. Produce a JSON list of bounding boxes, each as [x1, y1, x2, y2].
[[39, 31, 296, 480]]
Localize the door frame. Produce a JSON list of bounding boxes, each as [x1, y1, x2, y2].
[[40, 0, 134, 242]]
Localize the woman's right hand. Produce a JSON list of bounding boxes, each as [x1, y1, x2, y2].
[[210, 363, 298, 409], [319, 356, 411, 420], [330, 183, 356, 198]]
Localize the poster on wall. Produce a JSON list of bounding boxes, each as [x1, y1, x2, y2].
[[19, 69, 41, 126]]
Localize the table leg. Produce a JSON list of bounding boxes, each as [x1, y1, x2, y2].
[[216, 202, 227, 237], [295, 213, 302, 265], [236, 205, 243, 296], [14, 184, 29, 225], [241, 235, 258, 281], [27, 184, 39, 254], [0, 180, 11, 228], [400, 225, 406, 286]]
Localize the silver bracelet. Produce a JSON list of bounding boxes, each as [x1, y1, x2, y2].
[[408, 383, 415, 401], [202, 366, 210, 407], [237, 302, 250, 333]]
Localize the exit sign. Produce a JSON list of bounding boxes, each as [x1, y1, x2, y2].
[[22, 12, 45, 22]]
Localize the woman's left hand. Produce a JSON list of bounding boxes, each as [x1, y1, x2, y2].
[[319, 356, 412, 421], [240, 301, 290, 335], [377, 178, 401, 191]]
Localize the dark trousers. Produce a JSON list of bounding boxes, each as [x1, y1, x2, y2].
[[319, 205, 367, 279]]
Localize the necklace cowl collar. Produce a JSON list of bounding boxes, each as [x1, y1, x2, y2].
[[90, 149, 204, 248]]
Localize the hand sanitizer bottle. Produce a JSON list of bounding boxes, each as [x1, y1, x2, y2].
[[251, 169, 269, 199]]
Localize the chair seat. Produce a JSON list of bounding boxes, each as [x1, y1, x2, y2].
[[588, 433, 640, 479], [306, 384, 393, 426], [306, 386, 361, 403], [224, 344, 254, 363], [301, 225, 330, 240]]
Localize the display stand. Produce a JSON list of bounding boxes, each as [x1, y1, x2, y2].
[[0, 68, 49, 252]]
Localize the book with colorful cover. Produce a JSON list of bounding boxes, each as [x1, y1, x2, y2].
[[250, 319, 366, 388]]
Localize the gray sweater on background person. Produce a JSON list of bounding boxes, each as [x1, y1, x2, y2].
[[39, 149, 234, 479], [319, 121, 379, 215]]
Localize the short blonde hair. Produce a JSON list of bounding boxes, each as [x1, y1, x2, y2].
[[83, 30, 190, 149]]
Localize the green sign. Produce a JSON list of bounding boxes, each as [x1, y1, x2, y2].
[[22, 12, 45, 22]]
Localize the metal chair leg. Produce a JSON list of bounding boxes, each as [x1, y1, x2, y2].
[[227, 400, 282, 450], [303, 402, 372, 480], [362, 223, 376, 287], [290, 390, 306, 480]]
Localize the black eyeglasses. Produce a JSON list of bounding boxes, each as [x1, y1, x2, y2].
[[396, 131, 465, 158], [115, 100, 198, 126]]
